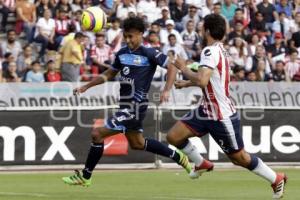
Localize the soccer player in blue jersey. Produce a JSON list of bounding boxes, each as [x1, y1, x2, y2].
[[62, 17, 191, 186]]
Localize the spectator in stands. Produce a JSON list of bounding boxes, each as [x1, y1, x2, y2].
[[54, 9, 70, 50], [200, 0, 213, 18], [228, 20, 247, 40], [16, 0, 36, 42], [71, 0, 83, 13], [229, 37, 248, 68], [292, 0, 300, 15], [272, 12, 291, 39], [25, 60, 45, 82], [149, 22, 161, 34], [116, 0, 136, 21], [3, 61, 21, 82], [241, 0, 256, 25], [246, 45, 271, 73], [36, 0, 55, 19], [34, 9, 55, 61], [231, 65, 246, 82], [60, 32, 85, 82], [170, 0, 188, 32], [247, 33, 262, 56], [162, 33, 188, 60], [291, 28, 300, 48], [181, 4, 200, 30], [229, 8, 248, 29], [249, 11, 267, 33], [0, 58, 2, 82], [181, 20, 200, 59], [255, 59, 272, 81], [16, 44, 36, 78], [285, 48, 300, 80], [267, 32, 287, 60], [54, 0, 72, 17], [246, 71, 257, 81], [137, 0, 157, 23], [221, 0, 237, 21], [257, 0, 278, 31], [159, 19, 183, 46], [213, 2, 222, 16], [272, 60, 288, 81], [106, 17, 122, 53], [90, 33, 113, 73], [154, 6, 170, 28], [1, 52, 15, 73], [144, 31, 161, 49], [291, 12, 300, 33], [44, 59, 61, 82], [0, 30, 22, 58], [275, 0, 293, 18], [0, 0, 16, 32], [71, 10, 82, 32]]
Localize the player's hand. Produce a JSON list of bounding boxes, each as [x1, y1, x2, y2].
[[73, 85, 89, 95], [174, 80, 189, 89], [173, 56, 186, 71], [160, 90, 170, 103]]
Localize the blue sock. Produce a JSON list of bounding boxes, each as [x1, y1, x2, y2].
[[82, 142, 104, 179], [144, 138, 180, 163], [247, 154, 259, 170]]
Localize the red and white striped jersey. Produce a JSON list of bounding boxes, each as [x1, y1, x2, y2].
[[199, 42, 236, 120]]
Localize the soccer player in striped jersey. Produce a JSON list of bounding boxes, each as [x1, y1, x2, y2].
[[62, 17, 191, 186], [167, 14, 287, 199]]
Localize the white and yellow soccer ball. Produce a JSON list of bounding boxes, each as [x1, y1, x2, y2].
[[81, 6, 107, 33]]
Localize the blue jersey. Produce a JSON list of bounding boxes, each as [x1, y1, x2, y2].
[[111, 45, 168, 109]]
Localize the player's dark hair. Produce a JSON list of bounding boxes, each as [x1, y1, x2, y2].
[[151, 21, 160, 27], [203, 14, 226, 40], [111, 17, 121, 23], [123, 17, 146, 33], [276, 60, 285, 65]]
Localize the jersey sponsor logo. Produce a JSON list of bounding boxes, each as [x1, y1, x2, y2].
[[119, 54, 150, 67], [123, 66, 130, 75], [204, 49, 211, 56]]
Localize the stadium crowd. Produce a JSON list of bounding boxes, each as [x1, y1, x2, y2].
[[0, 0, 300, 82]]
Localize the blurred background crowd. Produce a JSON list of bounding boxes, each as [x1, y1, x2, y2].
[[0, 0, 300, 82]]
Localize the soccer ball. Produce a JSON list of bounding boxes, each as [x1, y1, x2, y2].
[[81, 6, 107, 33]]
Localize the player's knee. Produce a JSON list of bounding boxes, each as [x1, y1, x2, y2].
[[228, 151, 251, 168], [129, 141, 145, 150], [91, 128, 104, 142], [166, 132, 178, 146]]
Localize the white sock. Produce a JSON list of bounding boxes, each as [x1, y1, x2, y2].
[[252, 158, 277, 184], [181, 140, 204, 166]]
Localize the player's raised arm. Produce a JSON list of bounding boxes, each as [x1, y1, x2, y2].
[[173, 56, 213, 89], [160, 60, 178, 103], [73, 68, 119, 95]]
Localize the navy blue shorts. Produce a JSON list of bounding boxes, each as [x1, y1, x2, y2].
[[105, 108, 145, 133], [181, 107, 244, 154]]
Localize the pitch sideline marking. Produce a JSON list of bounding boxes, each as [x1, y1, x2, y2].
[[0, 191, 49, 197]]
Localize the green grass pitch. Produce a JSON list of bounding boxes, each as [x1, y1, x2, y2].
[[0, 169, 298, 200]]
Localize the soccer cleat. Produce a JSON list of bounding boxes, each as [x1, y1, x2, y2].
[[62, 170, 92, 187], [176, 149, 192, 174], [189, 159, 214, 179], [271, 173, 287, 199]]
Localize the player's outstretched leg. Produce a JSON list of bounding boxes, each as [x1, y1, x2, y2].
[[62, 127, 119, 186], [227, 149, 287, 199], [167, 121, 214, 179], [125, 132, 192, 173]]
